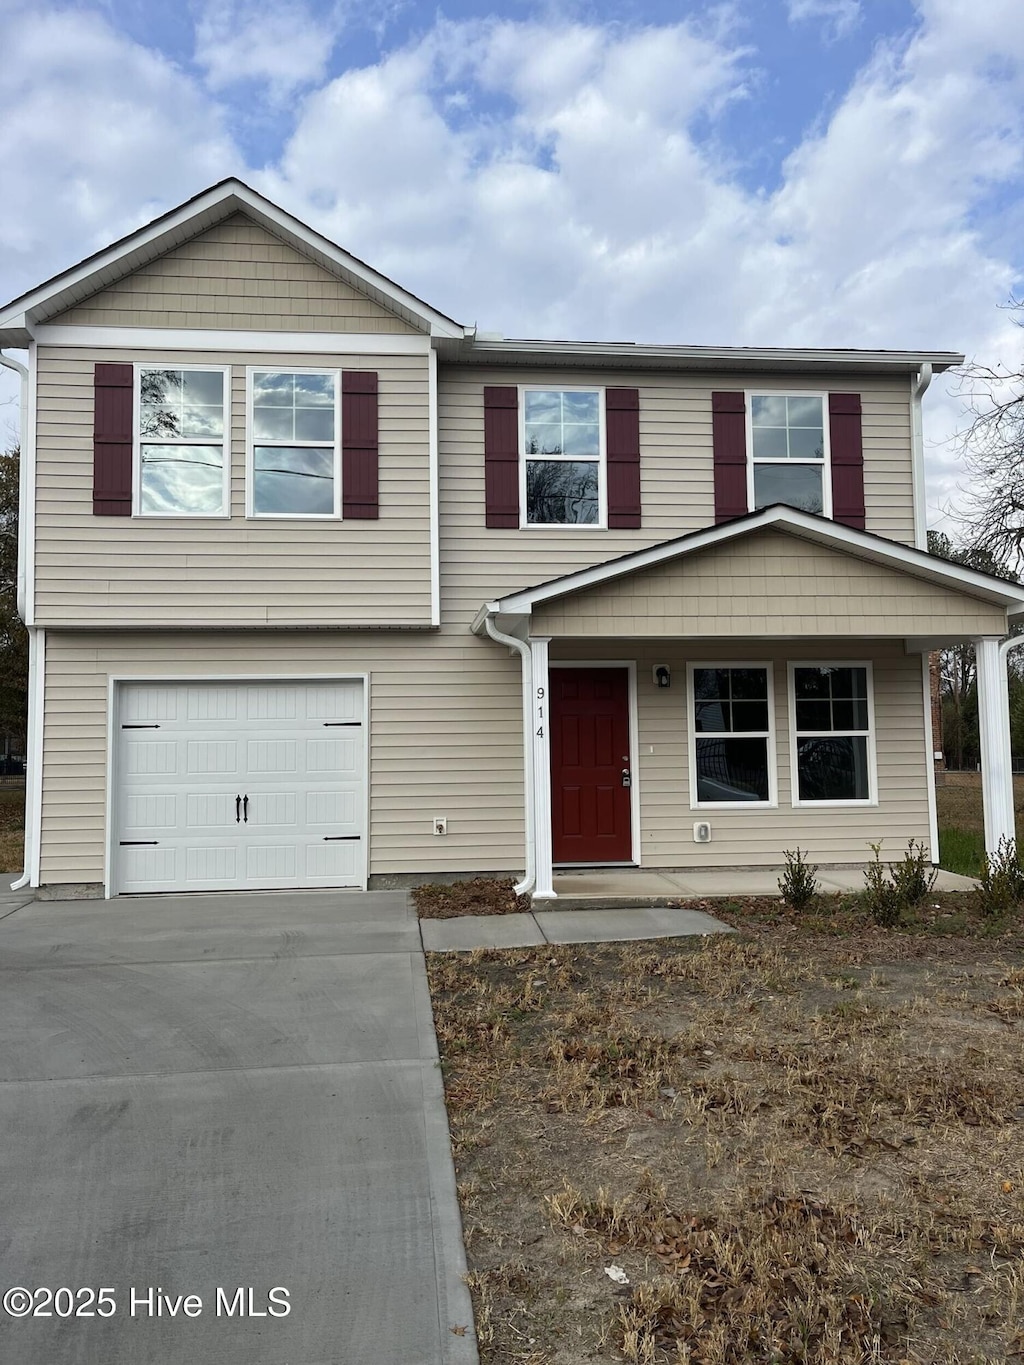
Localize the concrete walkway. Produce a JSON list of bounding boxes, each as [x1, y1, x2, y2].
[[422, 904, 732, 952], [0, 891, 476, 1365]]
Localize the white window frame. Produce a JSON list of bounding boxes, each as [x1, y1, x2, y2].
[[519, 384, 607, 530], [133, 363, 231, 518], [787, 660, 878, 807], [687, 661, 777, 810], [245, 366, 342, 520], [746, 390, 832, 520]]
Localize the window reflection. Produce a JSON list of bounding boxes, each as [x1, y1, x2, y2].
[[251, 372, 337, 516], [138, 368, 225, 516], [526, 460, 598, 524]]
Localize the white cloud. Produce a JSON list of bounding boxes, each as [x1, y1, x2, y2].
[[786, 0, 862, 40], [0, 3, 238, 302], [193, 0, 339, 100]]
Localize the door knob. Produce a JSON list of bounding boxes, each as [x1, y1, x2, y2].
[[621, 768, 632, 789]]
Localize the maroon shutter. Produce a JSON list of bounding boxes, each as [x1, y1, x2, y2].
[[712, 390, 748, 523], [93, 363, 133, 516], [342, 371, 378, 519], [829, 393, 865, 529], [484, 386, 519, 527], [606, 387, 641, 528]]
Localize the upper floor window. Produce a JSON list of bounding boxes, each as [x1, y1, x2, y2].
[[249, 369, 340, 517], [748, 394, 830, 517], [137, 367, 228, 516], [521, 387, 605, 527]]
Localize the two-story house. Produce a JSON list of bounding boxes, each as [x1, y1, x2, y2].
[[1, 179, 1021, 901]]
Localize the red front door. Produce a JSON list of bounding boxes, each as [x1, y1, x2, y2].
[[550, 668, 633, 864]]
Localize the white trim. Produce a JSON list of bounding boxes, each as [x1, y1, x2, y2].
[[921, 653, 939, 865], [132, 363, 232, 519], [549, 660, 641, 866], [530, 638, 555, 899], [2, 180, 463, 339], [976, 637, 1014, 857], [244, 365, 342, 520], [745, 390, 832, 519], [687, 661, 778, 810], [518, 385, 607, 531], [479, 504, 1024, 622], [786, 660, 878, 808], [428, 348, 440, 627], [25, 341, 36, 626], [33, 325, 433, 355], [106, 672, 370, 896]]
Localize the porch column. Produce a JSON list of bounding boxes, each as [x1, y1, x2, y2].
[[530, 637, 556, 900], [976, 637, 1014, 857]]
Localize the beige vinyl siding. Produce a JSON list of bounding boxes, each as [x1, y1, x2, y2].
[[552, 639, 932, 869], [532, 529, 1008, 638], [40, 631, 933, 886], [34, 346, 432, 626], [41, 630, 526, 887], [437, 367, 917, 631], [49, 215, 419, 333]]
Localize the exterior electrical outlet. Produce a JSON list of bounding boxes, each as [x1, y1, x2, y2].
[[693, 821, 712, 844], [433, 817, 447, 836]]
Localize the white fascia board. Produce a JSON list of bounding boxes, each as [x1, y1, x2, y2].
[[0, 178, 464, 341], [489, 506, 1024, 616], [33, 326, 432, 354]]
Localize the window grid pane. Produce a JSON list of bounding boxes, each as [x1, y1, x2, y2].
[[693, 667, 772, 805], [793, 666, 871, 801], [138, 369, 225, 515], [523, 389, 600, 463], [251, 372, 338, 517]]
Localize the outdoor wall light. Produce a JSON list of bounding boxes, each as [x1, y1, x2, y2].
[[654, 665, 671, 689]]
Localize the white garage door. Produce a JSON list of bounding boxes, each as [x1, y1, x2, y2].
[[114, 680, 365, 894]]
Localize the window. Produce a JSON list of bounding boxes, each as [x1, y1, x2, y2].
[[790, 664, 874, 803], [689, 665, 775, 806], [137, 367, 228, 516], [749, 394, 829, 516], [249, 370, 340, 517], [522, 388, 604, 526]]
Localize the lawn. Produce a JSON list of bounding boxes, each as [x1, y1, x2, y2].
[[936, 773, 1024, 876], [0, 783, 24, 873], [428, 903, 1024, 1364]]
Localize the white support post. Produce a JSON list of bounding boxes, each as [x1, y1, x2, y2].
[[976, 637, 1014, 857], [530, 637, 556, 900]]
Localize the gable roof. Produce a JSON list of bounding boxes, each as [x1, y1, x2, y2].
[[0, 179, 468, 347], [472, 505, 1024, 629]]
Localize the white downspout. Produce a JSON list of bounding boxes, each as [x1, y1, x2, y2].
[[1, 351, 34, 891], [484, 615, 536, 896], [910, 362, 932, 551]]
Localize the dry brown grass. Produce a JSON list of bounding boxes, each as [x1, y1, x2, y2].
[[0, 785, 24, 873], [428, 919, 1024, 1364], [413, 877, 530, 918]]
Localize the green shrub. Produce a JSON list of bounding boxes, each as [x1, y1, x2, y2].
[[976, 836, 1024, 917], [890, 838, 938, 908], [778, 847, 819, 911], [863, 843, 902, 927]]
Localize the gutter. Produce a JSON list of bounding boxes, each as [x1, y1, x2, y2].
[[0, 350, 34, 892], [481, 614, 536, 897]]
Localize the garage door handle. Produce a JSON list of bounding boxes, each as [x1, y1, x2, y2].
[[243, 795, 249, 823], [235, 795, 241, 823]]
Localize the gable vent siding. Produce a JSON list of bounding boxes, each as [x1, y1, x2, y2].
[[606, 387, 641, 528], [484, 386, 519, 528], [711, 390, 748, 523], [829, 392, 866, 529], [342, 370, 379, 519], [93, 363, 134, 516]]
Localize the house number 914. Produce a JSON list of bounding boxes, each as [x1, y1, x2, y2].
[[536, 686, 544, 738]]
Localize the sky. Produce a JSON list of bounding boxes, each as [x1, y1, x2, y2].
[[1, 0, 1023, 531]]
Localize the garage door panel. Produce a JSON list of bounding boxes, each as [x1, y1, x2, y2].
[[115, 681, 364, 894]]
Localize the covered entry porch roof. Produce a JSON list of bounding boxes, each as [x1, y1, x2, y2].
[[472, 505, 1024, 642]]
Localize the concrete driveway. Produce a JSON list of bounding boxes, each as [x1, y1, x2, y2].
[[0, 889, 476, 1365]]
